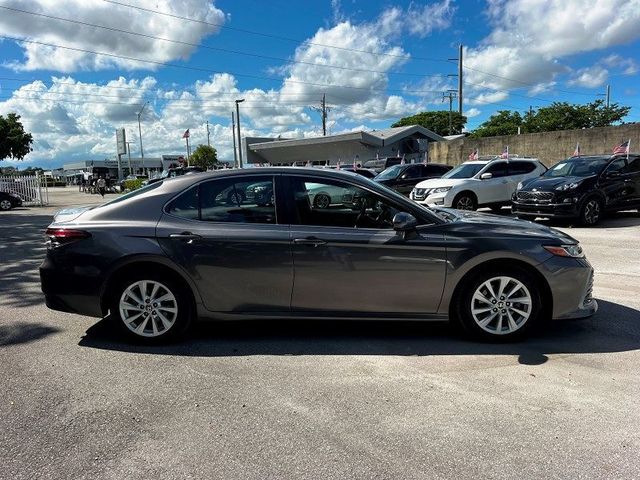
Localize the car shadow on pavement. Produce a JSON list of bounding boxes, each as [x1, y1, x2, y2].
[[0, 322, 60, 347], [0, 213, 52, 310], [78, 299, 640, 364]]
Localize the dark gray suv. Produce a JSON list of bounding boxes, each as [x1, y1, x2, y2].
[[40, 168, 596, 343]]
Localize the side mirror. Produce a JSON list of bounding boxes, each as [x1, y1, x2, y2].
[[392, 213, 417, 237], [480, 172, 493, 180]]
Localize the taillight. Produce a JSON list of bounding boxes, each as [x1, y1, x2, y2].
[[45, 228, 91, 248]]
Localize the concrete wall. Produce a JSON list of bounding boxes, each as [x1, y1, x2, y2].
[[429, 123, 640, 167]]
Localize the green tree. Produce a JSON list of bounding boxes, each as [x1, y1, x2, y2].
[[391, 111, 467, 136], [0, 113, 33, 161], [189, 144, 218, 169], [471, 111, 523, 138]]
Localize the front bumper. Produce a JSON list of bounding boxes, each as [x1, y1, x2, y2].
[[511, 200, 581, 218], [411, 191, 451, 207], [539, 255, 598, 320]]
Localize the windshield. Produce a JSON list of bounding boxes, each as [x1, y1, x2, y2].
[[543, 158, 609, 178], [442, 163, 485, 179], [375, 165, 403, 180]]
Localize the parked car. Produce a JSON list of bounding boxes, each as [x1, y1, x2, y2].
[[147, 166, 205, 185], [41, 167, 596, 344], [374, 163, 452, 196], [512, 154, 640, 225], [411, 157, 547, 211], [363, 157, 404, 173], [0, 191, 23, 210]]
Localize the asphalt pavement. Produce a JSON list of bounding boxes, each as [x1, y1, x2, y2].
[[1, 187, 639, 479]]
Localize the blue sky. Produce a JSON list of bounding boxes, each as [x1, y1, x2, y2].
[[0, 0, 639, 167]]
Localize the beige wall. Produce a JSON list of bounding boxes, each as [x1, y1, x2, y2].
[[429, 123, 640, 167]]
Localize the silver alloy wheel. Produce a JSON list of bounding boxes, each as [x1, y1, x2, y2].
[[314, 193, 330, 209], [583, 199, 600, 224], [456, 196, 474, 210], [0, 199, 12, 210], [118, 280, 178, 338], [470, 276, 532, 335]]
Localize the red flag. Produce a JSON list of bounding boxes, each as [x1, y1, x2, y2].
[[500, 146, 509, 159], [572, 142, 581, 157], [182, 129, 190, 139], [468, 148, 479, 161]]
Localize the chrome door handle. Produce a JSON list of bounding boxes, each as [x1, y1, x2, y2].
[[169, 232, 202, 241], [293, 237, 327, 247]]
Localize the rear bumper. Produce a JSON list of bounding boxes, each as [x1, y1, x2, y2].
[[512, 200, 580, 218], [40, 257, 104, 318]]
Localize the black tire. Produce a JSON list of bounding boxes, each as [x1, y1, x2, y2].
[[579, 197, 602, 226], [109, 272, 193, 344], [0, 199, 13, 211], [452, 192, 477, 211], [313, 193, 331, 209], [453, 267, 543, 342]]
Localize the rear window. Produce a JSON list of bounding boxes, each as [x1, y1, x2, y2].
[[101, 181, 163, 207]]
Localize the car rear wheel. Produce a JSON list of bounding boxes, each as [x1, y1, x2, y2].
[[453, 193, 477, 211], [110, 275, 192, 343], [0, 199, 13, 210], [580, 197, 602, 226], [455, 269, 542, 341]]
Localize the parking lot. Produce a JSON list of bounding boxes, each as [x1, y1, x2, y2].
[[1, 187, 639, 479]]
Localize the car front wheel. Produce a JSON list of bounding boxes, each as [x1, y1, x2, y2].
[[0, 199, 13, 210], [455, 268, 543, 341], [453, 193, 477, 211], [110, 275, 192, 343], [580, 197, 602, 226]]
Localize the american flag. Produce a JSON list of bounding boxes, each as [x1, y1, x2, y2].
[[400, 154, 406, 165], [572, 142, 581, 157], [500, 146, 509, 159], [353, 155, 359, 170], [336, 160, 341, 170], [468, 148, 479, 161], [612, 139, 630, 155], [182, 129, 190, 139]]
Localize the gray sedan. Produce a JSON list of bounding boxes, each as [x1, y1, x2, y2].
[[40, 168, 596, 343]]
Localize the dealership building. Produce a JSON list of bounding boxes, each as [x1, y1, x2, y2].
[[243, 125, 445, 166]]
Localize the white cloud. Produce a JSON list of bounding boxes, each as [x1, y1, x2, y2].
[[568, 65, 609, 88], [467, 91, 509, 106], [465, 0, 640, 91], [1, 0, 226, 72], [602, 54, 639, 75], [464, 108, 481, 118]]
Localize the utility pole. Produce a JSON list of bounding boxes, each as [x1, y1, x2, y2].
[[231, 112, 237, 168], [442, 90, 458, 135], [606, 84, 611, 108], [311, 94, 331, 136], [137, 101, 149, 175], [235, 99, 245, 168], [206, 120, 211, 147], [458, 44, 463, 115]]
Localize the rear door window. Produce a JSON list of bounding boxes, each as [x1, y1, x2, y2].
[[485, 162, 509, 178], [509, 161, 537, 175]]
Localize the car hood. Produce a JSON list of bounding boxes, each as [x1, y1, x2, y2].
[[414, 178, 469, 189], [53, 205, 95, 223], [433, 208, 578, 244], [521, 175, 593, 191]]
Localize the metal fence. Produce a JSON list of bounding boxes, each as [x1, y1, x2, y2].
[[0, 173, 49, 206]]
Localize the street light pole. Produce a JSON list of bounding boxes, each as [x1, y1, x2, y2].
[[231, 111, 238, 168], [235, 99, 245, 168], [126, 141, 133, 176], [137, 101, 149, 175]]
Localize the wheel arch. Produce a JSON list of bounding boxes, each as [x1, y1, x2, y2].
[[99, 255, 201, 316], [452, 190, 478, 205], [447, 258, 553, 321]]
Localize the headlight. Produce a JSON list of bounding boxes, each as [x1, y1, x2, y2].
[[516, 182, 523, 191], [543, 244, 584, 258], [555, 182, 579, 191], [432, 187, 451, 194]]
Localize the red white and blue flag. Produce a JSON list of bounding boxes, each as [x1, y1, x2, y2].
[[400, 154, 406, 165], [468, 148, 479, 161], [182, 129, 190, 139], [500, 146, 509, 159], [613, 139, 630, 155], [572, 142, 581, 157]]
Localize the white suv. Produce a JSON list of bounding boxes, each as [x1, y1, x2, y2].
[[410, 158, 547, 211]]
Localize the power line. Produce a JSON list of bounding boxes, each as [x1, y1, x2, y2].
[[0, 35, 445, 96], [0, 5, 447, 80], [100, 0, 451, 64]]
